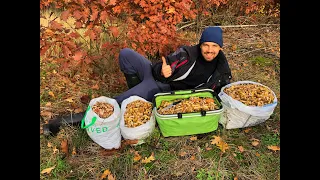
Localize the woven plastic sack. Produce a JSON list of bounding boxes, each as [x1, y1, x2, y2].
[[81, 96, 121, 149], [218, 81, 277, 129], [120, 96, 155, 141]]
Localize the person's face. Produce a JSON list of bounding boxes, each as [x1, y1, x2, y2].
[[200, 42, 221, 61]]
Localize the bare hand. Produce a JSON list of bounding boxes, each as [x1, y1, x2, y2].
[[161, 56, 172, 78]]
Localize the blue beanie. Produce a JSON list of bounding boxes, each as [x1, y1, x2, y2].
[[199, 26, 223, 47]]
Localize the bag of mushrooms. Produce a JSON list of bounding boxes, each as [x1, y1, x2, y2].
[[81, 96, 122, 149], [218, 81, 278, 129], [119, 95, 155, 144]]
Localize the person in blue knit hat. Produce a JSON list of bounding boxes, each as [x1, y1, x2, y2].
[[114, 26, 232, 104]]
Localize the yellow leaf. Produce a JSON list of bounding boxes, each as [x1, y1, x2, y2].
[[100, 169, 111, 180], [252, 141, 259, 146], [217, 141, 229, 153], [255, 152, 260, 157], [166, 7, 175, 14], [47, 142, 52, 148], [190, 136, 197, 141], [48, 91, 55, 98], [238, 146, 244, 153], [41, 111, 52, 118], [179, 151, 187, 156], [41, 165, 56, 174], [65, 97, 74, 103], [91, 84, 99, 90], [231, 44, 237, 51], [244, 128, 251, 133], [74, 107, 83, 113], [210, 135, 222, 145], [108, 174, 115, 180], [72, 147, 77, 155], [53, 146, 59, 154], [45, 102, 52, 107], [141, 153, 155, 163], [133, 151, 141, 162], [267, 145, 280, 151]]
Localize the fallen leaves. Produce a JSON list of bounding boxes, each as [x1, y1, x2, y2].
[[189, 136, 197, 141], [100, 169, 115, 180], [211, 135, 229, 153], [267, 145, 280, 151], [41, 165, 56, 175], [133, 151, 142, 162], [61, 139, 68, 156], [141, 152, 155, 163]]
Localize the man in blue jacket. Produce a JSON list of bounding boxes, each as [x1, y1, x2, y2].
[[115, 26, 232, 105]]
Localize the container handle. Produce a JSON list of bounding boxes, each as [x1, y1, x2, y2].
[[81, 116, 97, 129], [81, 106, 97, 129]]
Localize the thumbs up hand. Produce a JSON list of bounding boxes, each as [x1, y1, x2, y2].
[[161, 56, 172, 78]]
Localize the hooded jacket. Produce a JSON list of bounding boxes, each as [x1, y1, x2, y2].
[[151, 44, 232, 93]]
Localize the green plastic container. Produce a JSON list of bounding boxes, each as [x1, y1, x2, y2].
[[153, 89, 224, 137]]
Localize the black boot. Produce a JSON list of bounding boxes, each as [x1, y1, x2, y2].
[[124, 73, 141, 89], [42, 112, 85, 136]]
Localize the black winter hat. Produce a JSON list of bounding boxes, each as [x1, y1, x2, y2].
[[199, 26, 223, 47]]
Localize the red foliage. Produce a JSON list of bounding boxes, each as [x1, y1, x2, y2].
[[40, 0, 277, 73]]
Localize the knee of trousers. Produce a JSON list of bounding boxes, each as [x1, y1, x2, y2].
[[119, 48, 134, 61]]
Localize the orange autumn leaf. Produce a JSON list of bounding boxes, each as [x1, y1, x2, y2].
[[179, 151, 187, 156], [91, 84, 99, 90], [72, 147, 77, 155], [190, 155, 195, 160], [255, 152, 261, 157], [267, 145, 280, 151], [108, 0, 117, 5], [65, 97, 74, 103], [252, 141, 259, 146], [217, 141, 229, 153], [48, 91, 55, 97], [244, 128, 251, 133], [73, 51, 83, 61], [190, 136, 197, 141], [100, 169, 111, 179], [109, 26, 119, 37], [53, 146, 59, 154], [238, 146, 244, 153], [74, 107, 83, 113], [41, 111, 52, 118], [141, 152, 155, 163], [166, 7, 175, 14], [41, 165, 56, 174], [108, 174, 116, 180], [61, 140, 68, 155], [210, 135, 222, 145], [47, 142, 52, 148], [133, 151, 141, 162]]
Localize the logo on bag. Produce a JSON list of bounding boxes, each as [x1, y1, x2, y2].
[[87, 126, 108, 134]]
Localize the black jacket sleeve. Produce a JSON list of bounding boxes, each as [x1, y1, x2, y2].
[[151, 47, 189, 83]]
